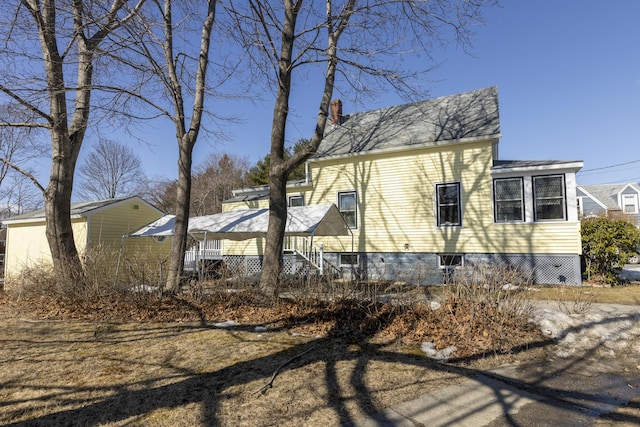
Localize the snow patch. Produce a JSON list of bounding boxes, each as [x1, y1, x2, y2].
[[530, 303, 640, 360], [214, 320, 237, 328], [421, 342, 457, 361]]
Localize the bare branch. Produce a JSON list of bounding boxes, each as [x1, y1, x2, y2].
[[255, 344, 316, 395], [0, 85, 53, 126], [0, 156, 45, 194], [0, 122, 50, 129]]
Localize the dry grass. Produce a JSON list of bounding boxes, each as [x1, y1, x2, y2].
[[524, 283, 640, 305], [4, 261, 638, 426], [0, 284, 547, 427]]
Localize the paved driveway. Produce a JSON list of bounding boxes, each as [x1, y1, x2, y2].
[[356, 299, 640, 426]]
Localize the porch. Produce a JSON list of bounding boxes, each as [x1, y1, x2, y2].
[[128, 204, 351, 280], [184, 236, 341, 279]]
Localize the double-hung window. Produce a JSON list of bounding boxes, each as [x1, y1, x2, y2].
[[288, 195, 304, 207], [533, 175, 566, 220], [338, 191, 357, 228], [622, 194, 638, 214], [436, 182, 461, 226], [494, 178, 524, 222]]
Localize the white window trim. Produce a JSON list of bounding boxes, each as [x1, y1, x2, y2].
[[492, 174, 573, 223], [438, 254, 463, 268], [621, 193, 638, 214]]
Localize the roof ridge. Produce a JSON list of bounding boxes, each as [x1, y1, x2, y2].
[[342, 86, 498, 120]]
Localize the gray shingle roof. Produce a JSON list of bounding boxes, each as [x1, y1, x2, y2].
[[313, 86, 500, 159], [579, 184, 640, 210], [3, 197, 140, 222], [223, 192, 269, 204], [492, 160, 583, 170]]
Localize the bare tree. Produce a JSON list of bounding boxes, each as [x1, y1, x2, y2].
[[138, 153, 249, 216], [137, 176, 177, 213], [112, 0, 221, 291], [0, 1, 145, 280], [190, 153, 249, 216], [0, 174, 43, 218], [225, 0, 496, 292], [76, 138, 145, 200], [0, 103, 48, 216]]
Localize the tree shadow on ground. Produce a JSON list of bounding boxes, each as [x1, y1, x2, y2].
[[3, 307, 640, 426]]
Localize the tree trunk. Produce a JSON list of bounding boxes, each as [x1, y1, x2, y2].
[[16, 0, 145, 284], [162, 0, 216, 292], [258, 0, 350, 293], [44, 138, 83, 280], [260, 167, 288, 294], [258, 0, 299, 294], [166, 137, 194, 292]]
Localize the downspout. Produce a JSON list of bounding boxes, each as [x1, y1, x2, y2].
[[114, 234, 127, 285], [309, 231, 315, 282], [84, 215, 92, 266], [200, 231, 208, 280], [350, 226, 355, 280]]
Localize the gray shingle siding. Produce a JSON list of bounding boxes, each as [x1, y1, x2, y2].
[[581, 198, 606, 217]]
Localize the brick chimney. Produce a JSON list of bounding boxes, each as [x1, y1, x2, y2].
[[330, 99, 343, 125]]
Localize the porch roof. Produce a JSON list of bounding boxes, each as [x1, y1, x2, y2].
[[129, 204, 350, 241]]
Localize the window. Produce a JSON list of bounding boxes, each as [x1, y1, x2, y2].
[[339, 253, 359, 266], [494, 178, 524, 222], [288, 195, 304, 207], [436, 182, 461, 226], [338, 191, 357, 228], [622, 194, 638, 214], [533, 175, 566, 220], [438, 254, 463, 268]]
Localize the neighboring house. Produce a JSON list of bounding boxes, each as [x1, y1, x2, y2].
[[576, 183, 640, 226], [2, 196, 166, 288], [223, 87, 584, 285]]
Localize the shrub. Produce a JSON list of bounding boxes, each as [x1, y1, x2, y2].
[[8, 244, 170, 302], [9, 251, 111, 303], [581, 216, 640, 284]]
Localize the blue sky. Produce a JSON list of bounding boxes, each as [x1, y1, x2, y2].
[[120, 1, 640, 186]]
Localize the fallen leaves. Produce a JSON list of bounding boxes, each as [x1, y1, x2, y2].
[[1, 289, 544, 360]]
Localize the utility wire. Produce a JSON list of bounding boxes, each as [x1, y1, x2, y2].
[[579, 159, 640, 174]]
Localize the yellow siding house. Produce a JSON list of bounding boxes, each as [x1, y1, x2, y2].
[[2, 196, 166, 288], [224, 87, 584, 284]]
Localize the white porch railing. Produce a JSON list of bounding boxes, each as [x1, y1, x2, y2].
[[284, 236, 324, 274], [184, 240, 222, 271], [184, 237, 340, 278]]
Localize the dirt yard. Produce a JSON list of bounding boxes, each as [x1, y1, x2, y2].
[[1, 283, 638, 426]]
